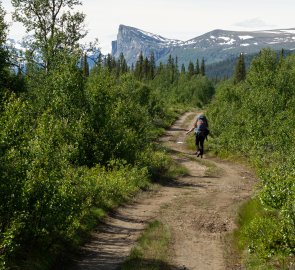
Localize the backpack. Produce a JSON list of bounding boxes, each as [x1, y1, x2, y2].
[[197, 115, 209, 139]]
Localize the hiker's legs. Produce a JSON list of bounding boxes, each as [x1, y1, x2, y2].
[[199, 136, 205, 155], [195, 135, 201, 153]]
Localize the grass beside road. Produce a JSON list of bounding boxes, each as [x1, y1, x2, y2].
[[121, 221, 172, 270]]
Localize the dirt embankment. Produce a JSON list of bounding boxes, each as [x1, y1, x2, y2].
[[71, 112, 257, 270]]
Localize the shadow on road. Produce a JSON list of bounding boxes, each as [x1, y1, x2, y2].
[[122, 258, 188, 270]]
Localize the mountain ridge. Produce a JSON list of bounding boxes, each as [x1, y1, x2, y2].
[[112, 24, 295, 66]]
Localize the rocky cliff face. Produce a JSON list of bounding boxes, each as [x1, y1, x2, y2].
[[112, 25, 181, 65], [112, 25, 295, 66]]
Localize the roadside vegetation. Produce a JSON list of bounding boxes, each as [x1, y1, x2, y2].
[[207, 49, 295, 269], [0, 1, 214, 269], [1, 0, 294, 268]]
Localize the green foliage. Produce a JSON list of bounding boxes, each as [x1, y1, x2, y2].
[[171, 74, 215, 107], [0, 7, 215, 266], [207, 48, 295, 265], [11, 0, 87, 72], [1, 44, 201, 268], [85, 70, 157, 164], [0, 3, 21, 100], [200, 58, 205, 76], [237, 199, 295, 269], [188, 61, 194, 77], [234, 53, 246, 83], [147, 56, 214, 109], [27, 55, 87, 119], [0, 1, 8, 77]]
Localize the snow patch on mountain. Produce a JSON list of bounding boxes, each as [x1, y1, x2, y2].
[[218, 37, 235, 45], [137, 29, 183, 46], [239, 35, 253, 40], [280, 29, 295, 34], [183, 40, 196, 46], [261, 30, 281, 34], [112, 25, 295, 66]]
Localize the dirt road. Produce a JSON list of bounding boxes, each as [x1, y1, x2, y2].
[[72, 112, 256, 270]]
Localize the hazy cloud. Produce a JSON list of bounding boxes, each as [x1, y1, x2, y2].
[[234, 18, 275, 29]]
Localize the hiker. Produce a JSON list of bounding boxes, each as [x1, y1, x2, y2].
[[186, 113, 209, 158]]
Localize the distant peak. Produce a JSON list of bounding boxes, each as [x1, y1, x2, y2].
[[118, 24, 135, 31]]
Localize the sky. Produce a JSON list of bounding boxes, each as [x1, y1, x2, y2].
[[2, 0, 295, 54]]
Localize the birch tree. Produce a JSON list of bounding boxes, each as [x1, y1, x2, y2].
[[12, 0, 87, 72]]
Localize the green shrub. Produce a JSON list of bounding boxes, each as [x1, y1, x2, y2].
[[207, 49, 295, 264]]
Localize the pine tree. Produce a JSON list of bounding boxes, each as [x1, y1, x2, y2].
[[170, 55, 176, 83], [106, 54, 113, 72], [96, 52, 102, 70], [195, 59, 200, 75], [119, 52, 128, 75], [174, 56, 179, 81], [175, 56, 179, 71], [158, 62, 164, 73], [143, 57, 150, 79], [280, 48, 286, 62], [149, 51, 156, 79], [134, 51, 144, 80], [188, 61, 195, 77], [200, 58, 205, 76], [168, 54, 173, 66], [234, 53, 246, 83], [181, 64, 186, 74]]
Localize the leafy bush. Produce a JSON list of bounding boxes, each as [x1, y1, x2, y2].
[[207, 49, 295, 264], [0, 51, 199, 268]]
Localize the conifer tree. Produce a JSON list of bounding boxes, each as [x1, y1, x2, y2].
[[143, 57, 150, 79], [181, 63, 186, 74], [158, 62, 164, 72], [168, 54, 173, 66], [149, 51, 156, 79], [280, 48, 285, 61], [134, 51, 144, 80], [174, 56, 179, 81], [175, 56, 179, 71], [96, 53, 103, 70], [195, 59, 200, 75], [281, 48, 285, 58], [106, 54, 113, 72], [200, 58, 205, 76], [188, 61, 195, 77], [119, 52, 128, 74], [234, 53, 246, 83], [168, 55, 176, 83]]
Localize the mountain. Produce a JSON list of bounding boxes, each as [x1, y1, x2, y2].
[[6, 38, 101, 71], [112, 25, 295, 67], [112, 25, 182, 65]]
